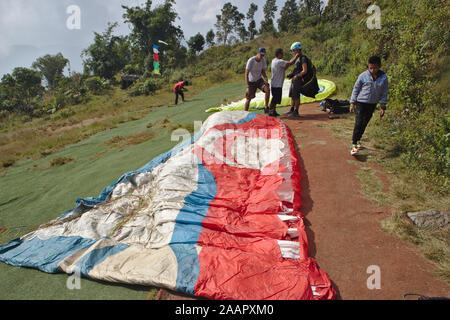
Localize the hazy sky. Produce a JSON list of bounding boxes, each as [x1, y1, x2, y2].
[[0, 0, 328, 78]]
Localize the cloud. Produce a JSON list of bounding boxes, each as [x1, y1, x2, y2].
[[192, 0, 222, 23]]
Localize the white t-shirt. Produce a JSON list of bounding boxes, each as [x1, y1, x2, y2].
[[246, 56, 267, 83], [271, 58, 287, 88]]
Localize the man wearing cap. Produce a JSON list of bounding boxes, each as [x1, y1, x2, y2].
[[244, 47, 270, 112], [286, 42, 319, 117]]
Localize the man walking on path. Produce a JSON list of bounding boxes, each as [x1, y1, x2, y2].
[[349, 56, 389, 155], [268, 48, 299, 117], [174, 80, 189, 105], [245, 47, 270, 112]]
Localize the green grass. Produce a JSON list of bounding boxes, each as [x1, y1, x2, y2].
[[0, 80, 248, 299]]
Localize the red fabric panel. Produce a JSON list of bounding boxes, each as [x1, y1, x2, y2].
[[192, 115, 335, 300]]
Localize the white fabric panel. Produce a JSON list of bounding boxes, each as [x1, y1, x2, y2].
[[277, 240, 300, 259]]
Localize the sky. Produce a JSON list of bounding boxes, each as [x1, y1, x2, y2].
[[0, 0, 328, 78]]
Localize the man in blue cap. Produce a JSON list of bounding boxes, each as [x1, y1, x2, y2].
[[285, 42, 319, 117], [244, 47, 270, 112]]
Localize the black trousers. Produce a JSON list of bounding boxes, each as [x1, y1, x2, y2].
[[174, 90, 184, 105], [352, 102, 376, 144]]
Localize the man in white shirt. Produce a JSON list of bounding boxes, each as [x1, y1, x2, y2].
[[245, 47, 270, 112], [268, 48, 299, 117]]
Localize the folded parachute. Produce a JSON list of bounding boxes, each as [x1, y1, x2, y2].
[[206, 79, 336, 113], [0, 111, 335, 300]]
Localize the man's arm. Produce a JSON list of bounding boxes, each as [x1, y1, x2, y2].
[[293, 62, 308, 81], [379, 78, 389, 105], [349, 75, 363, 112], [379, 78, 388, 118], [245, 69, 250, 87], [261, 68, 269, 83], [350, 75, 363, 104], [284, 53, 300, 69]]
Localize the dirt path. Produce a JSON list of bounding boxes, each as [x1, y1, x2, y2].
[[283, 102, 449, 300], [157, 103, 449, 300]]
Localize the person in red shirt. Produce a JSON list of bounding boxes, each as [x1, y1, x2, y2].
[[174, 80, 189, 105]]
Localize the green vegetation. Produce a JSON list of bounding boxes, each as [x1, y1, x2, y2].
[[382, 213, 450, 282]]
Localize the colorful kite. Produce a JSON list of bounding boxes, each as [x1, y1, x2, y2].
[[0, 112, 335, 300]]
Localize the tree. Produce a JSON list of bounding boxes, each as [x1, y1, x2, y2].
[[187, 33, 205, 55], [206, 29, 215, 47], [215, 2, 245, 45], [299, 0, 323, 17], [322, 0, 360, 22], [237, 25, 249, 43], [31, 53, 69, 90], [82, 22, 131, 79], [0, 68, 44, 114], [122, 0, 185, 71], [260, 0, 278, 34], [246, 3, 258, 40], [278, 0, 301, 32]]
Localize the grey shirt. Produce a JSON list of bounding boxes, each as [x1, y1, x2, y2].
[[350, 69, 389, 105], [271, 58, 287, 88], [246, 56, 267, 83]]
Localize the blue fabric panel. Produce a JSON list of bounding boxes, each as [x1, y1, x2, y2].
[[0, 236, 96, 273], [236, 112, 257, 124], [76, 243, 130, 277], [171, 163, 217, 244], [169, 163, 217, 294], [169, 244, 201, 296]]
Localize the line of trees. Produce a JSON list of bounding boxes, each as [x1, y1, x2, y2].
[[0, 0, 344, 120]]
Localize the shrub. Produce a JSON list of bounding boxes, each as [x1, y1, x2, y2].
[[0, 109, 9, 120], [84, 77, 111, 95], [128, 78, 161, 96], [56, 108, 76, 119]]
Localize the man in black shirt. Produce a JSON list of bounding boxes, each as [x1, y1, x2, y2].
[[285, 42, 319, 117]]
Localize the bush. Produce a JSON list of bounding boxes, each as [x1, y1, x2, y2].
[[56, 108, 76, 119], [84, 76, 111, 95], [170, 70, 187, 83], [122, 64, 141, 75], [141, 78, 158, 95], [128, 78, 161, 96], [0, 109, 9, 120]]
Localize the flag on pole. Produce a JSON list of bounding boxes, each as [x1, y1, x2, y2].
[[153, 44, 161, 75]]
